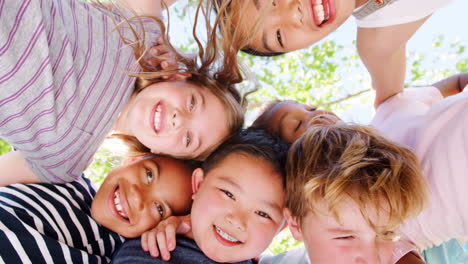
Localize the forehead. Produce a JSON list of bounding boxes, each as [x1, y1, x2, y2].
[[266, 101, 302, 126], [208, 153, 284, 201], [232, 0, 274, 53], [305, 196, 391, 231], [140, 156, 189, 175]]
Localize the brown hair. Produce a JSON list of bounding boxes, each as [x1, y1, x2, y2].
[[250, 100, 285, 135], [286, 124, 427, 235], [103, 2, 246, 160]]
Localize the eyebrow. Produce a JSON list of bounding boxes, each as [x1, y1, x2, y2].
[[262, 31, 275, 53], [149, 159, 160, 181], [191, 91, 206, 154], [327, 227, 354, 234], [218, 177, 242, 191], [276, 110, 289, 138]]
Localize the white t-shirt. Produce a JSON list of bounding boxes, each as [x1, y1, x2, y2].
[[371, 87, 468, 251], [356, 0, 453, 28], [259, 247, 310, 264]]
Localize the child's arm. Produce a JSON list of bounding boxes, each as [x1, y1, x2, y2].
[[0, 151, 40, 186], [141, 215, 191, 261], [395, 252, 426, 264], [357, 16, 430, 108], [117, 0, 178, 17], [432, 72, 468, 98]]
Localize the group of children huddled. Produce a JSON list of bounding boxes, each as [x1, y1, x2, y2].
[[0, 0, 467, 263]]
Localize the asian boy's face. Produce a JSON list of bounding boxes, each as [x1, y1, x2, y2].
[[91, 156, 193, 238], [264, 101, 341, 143], [190, 153, 285, 262], [285, 197, 395, 264], [239, 0, 360, 53]]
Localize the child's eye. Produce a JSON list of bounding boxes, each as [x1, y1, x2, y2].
[[185, 131, 192, 148], [146, 168, 153, 184], [156, 203, 164, 217], [335, 236, 354, 240], [294, 120, 302, 132], [276, 29, 283, 48], [189, 95, 196, 112], [255, 210, 272, 219], [380, 231, 399, 241], [221, 189, 235, 200], [307, 106, 317, 112]]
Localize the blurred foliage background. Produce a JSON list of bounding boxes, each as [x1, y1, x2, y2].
[[0, 0, 467, 256]]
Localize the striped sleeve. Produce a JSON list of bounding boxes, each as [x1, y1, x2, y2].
[[0, 176, 125, 263], [0, 0, 139, 183]]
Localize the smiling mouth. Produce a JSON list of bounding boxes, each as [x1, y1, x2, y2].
[[153, 102, 163, 134], [311, 0, 331, 26], [113, 187, 129, 221], [213, 225, 242, 246]]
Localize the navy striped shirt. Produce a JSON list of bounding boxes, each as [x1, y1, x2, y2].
[[0, 0, 154, 183], [0, 176, 125, 263]]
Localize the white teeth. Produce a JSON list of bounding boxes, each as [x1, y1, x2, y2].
[[313, 1, 329, 24], [316, 4, 324, 12], [114, 189, 128, 219], [154, 105, 162, 131], [215, 226, 240, 243]]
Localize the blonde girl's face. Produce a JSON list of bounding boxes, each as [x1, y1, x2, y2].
[[124, 80, 230, 159], [237, 0, 356, 53], [264, 101, 341, 143]]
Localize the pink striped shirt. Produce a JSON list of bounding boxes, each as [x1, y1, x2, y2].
[[0, 0, 154, 183]]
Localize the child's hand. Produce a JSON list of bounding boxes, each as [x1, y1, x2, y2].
[[145, 37, 178, 76], [140, 215, 191, 261]]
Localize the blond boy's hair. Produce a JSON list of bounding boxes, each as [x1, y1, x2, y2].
[[286, 124, 427, 234]]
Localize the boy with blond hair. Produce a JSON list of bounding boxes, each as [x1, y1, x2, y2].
[[254, 73, 468, 263], [284, 124, 427, 264]]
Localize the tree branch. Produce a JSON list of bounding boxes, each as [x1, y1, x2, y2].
[[320, 88, 372, 107]]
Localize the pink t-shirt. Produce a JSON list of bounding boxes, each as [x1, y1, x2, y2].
[[371, 87, 468, 254]]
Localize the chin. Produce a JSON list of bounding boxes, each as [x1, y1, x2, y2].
[[206, 253, 238, 263]]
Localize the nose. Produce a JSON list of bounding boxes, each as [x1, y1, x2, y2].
[[128, 184, 144, 211], [225, 212, 247, 232], [354, 242, 382, 264], [171, 110, 184, 130], [280, 0, 303, 26]]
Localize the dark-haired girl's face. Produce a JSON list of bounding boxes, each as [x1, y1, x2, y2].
[[264, 101, 341, 143], [237, 0, 357, 53]]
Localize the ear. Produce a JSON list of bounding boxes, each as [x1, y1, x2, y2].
[[122, 156, 140, 166], [191, 168, 205, 199], [284, 208, 304, 241], [168, 73, 191, 81]]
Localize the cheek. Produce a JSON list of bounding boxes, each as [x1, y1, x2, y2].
[[303, 234, 336, 261], [130, 215, 158, 237], [379, 241, 395, 262], [250, 221, 278, 248]]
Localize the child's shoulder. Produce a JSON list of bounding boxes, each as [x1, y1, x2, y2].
[[355, 0, 453, 28]]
